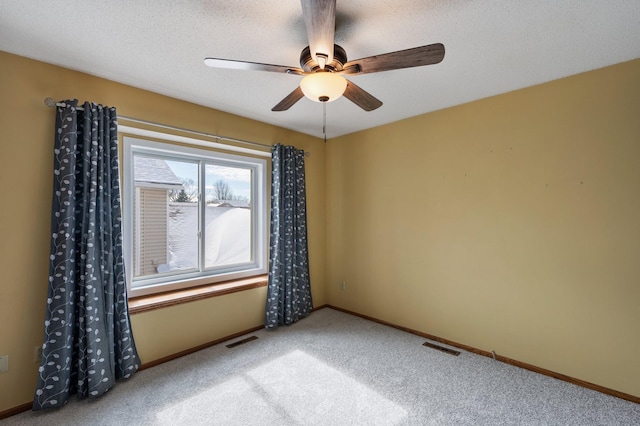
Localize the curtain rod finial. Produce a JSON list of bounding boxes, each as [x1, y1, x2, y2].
[[44, 97, 57, 107]]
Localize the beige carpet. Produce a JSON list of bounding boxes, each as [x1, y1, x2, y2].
[[4, 308, 639, 425]]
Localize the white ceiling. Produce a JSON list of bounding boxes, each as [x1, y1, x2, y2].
[[1, 1, 639, 139]]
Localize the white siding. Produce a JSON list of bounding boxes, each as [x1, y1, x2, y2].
[[134, 187, 168, 277]]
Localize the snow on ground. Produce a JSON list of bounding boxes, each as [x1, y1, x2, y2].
[[167, 203, 250, 271], [205, 208, 251, 267]]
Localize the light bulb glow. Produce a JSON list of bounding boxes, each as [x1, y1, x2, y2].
[[300, 72, 347, 103]]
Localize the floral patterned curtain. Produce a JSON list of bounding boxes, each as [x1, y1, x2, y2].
[[34, 100, 139, 410], [265, 144, 313, 328]]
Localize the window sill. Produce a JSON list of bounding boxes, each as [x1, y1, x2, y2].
[[128, 274, 268, 314]]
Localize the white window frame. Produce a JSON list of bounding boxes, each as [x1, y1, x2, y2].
[[122, 135, 268, 298]]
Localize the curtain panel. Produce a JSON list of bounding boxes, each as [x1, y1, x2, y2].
[[34, 100, 139, 410], [265, 144, 313, 328]]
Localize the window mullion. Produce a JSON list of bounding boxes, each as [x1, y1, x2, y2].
[[198, 160, 205, 273]]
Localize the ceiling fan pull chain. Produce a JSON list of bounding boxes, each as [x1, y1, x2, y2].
[[323, 102, 327, 143]]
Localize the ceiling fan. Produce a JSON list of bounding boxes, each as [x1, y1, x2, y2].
[[204, 0, 445, 112]]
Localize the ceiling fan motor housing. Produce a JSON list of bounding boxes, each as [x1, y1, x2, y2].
[[300, 44, 347, 72]]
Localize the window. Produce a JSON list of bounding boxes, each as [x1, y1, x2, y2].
[[122, 136, 267, 297]]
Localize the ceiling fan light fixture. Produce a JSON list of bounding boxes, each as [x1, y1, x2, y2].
[[300, 72, 347, 103]]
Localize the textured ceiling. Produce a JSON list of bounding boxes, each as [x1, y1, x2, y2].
[[1, 1, 639, 138]]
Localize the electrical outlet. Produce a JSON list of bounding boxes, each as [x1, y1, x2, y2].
[[0, 354, 8, 373], [34, 346, 43, 363], [341, 281, 346, 290]]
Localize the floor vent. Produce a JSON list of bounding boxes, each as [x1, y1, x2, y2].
[[423, 341, 460, 356], [226, 336, 258, 348]]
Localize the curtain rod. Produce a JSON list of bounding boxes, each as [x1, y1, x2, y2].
[[43, 97, 310, 156]]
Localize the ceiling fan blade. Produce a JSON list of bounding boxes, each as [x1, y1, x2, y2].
[[300, 0, 336, 66], [204, 58, 305, 75], [343, 80, 383, 112], [343, 43, 445, 75], [272, 86, 305, 111]]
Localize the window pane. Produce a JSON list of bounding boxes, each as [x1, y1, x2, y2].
[[204, 164, 252, 268], [133, 155, 199, 279]]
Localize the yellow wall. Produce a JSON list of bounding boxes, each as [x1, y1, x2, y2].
[[0, 51, 326, 412], [326, 58, 640, 398]]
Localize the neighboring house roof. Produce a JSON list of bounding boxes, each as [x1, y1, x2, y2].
[[135, 156, 182, 189]]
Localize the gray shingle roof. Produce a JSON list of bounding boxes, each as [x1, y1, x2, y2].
[[134, 156, 182, 186]]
